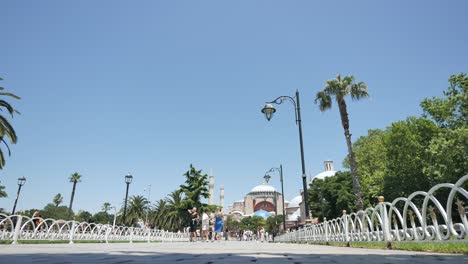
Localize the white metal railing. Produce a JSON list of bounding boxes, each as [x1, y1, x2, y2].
[[277, 174, 468, 243], [0, 215, 190, 244]]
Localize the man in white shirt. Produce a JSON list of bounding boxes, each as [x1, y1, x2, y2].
[[202, 209, 210, 241]]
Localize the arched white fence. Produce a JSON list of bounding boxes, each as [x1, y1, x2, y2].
[[0, 215, 190, 244], [277, 174, 468, 243]]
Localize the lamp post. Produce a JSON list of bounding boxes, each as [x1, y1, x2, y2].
[[262, 90, 310, 220], [122, 173, 133, 225], [11, 176, 26, 215], [143, 184, 151, 226], [266, 165, 286, 233]]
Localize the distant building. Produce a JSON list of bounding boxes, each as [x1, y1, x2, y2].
[[226, 160, 338, 230]]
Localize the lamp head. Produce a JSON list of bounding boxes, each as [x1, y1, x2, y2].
[[263, 174, 271, 183], [125, 173, 133, 184], [18, 176, 26, 186], [261, 103, 276, 121]]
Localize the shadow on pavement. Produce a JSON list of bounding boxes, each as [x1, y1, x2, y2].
[[1, 251, 466, 263]]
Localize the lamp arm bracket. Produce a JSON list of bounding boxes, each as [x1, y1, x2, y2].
[[266, 95, 299, 124]]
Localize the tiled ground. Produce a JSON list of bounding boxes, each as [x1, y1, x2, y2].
[[0, 241, 466, 263]]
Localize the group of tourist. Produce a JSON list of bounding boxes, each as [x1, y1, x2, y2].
[[188, 207, 225, 242]]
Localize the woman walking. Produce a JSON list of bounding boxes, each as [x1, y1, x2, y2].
[[214, 211, 224, 241]]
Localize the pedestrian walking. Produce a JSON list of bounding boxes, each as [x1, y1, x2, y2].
[[214, 211, 223, 241], [187, 207, 199, 242]]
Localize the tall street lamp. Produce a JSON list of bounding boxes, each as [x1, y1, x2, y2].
[[266, 165, 286, 233], [11, 176, 26, 215], [122, 173, 133, 225], [261, 90, 310, 220]]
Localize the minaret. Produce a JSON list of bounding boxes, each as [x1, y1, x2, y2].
[[324, 160, 334, 171], [209, 169, 215, 205], [219, 185, 225, 212]]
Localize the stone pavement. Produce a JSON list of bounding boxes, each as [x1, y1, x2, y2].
[[0, 241, 466, 263]]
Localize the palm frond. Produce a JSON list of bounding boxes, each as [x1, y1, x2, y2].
[[0, 92, 21, 100], [315, 91, 332, 112], [0, 115, 18, 143], [350, 81, 369, 101], [0, 100, 17, 117]]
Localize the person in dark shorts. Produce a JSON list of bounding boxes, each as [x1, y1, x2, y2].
[[187, 207, 199, 241]]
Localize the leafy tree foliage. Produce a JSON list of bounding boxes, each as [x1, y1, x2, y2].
[[239, 216, 265, 231], [92, 211, 113, 224], [265, 215, 283, 235], [308, 171, 355, 221], [421, 73, 468, 128], [225, 215, 240, 233], [0, 77, 20, 169], [41, 203, 71, 220], [382, 117, 441, 200], [76, 210, 92, 222], [179, 164, 209, 210], [315, 74, 369, 210]]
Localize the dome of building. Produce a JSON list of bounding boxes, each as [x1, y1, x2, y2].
[[313, 160, 337, 180], [313, 170, 336, 180], [249, 183, 276, 194], [289, 195, 302, 208]]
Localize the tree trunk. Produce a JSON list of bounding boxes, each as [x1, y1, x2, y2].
[[337, 96, 363, 210], [68, 182, 76, 220]]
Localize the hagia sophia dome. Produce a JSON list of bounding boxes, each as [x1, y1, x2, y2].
[[248, 182, 277, 196]]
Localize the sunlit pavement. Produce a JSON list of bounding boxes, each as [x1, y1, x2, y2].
[[0, 241, 466, 263]]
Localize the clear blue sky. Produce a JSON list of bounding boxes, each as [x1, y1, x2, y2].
[[1, 1, 467, 214]]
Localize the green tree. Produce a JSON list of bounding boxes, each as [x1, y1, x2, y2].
[[382, 117, 441, 200], [102, 202, 112, 213], [239, 216, 265, 232], [162, 189, 186, 231], [151, 199, 168, 229], [124, 195, 149, 226], [424, 127, 468, 184], [0, 77, 20, 169], [345, 129, 387, 204], [0, 184, 7, 198], [315, 74, 369, 210], [308, 171, 355, 220], [93, 211, 113, 224], [53, 193, 63, 207], [265, 215, 283, 235], [67, 172, 82, 220], [76, 210, 93, 222], [421, 73, 468, 129], [179, 164, 209, 210], [225, 215, 240, 233], [41, 203, 71, 220]]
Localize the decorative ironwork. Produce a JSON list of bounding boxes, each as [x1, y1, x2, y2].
[[0, 215, 189, 244], [277, 174, 468, 243]]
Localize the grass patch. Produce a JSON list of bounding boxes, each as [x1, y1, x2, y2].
[[301, 241, 468, 254]]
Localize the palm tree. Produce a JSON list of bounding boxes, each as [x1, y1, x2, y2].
[[315, 74, 369, 210], [163, 189, 185, 231], [0, 184, 7, 198], [0, 77, 21, 169], [67, 172, 82, 219], [124, 195, 149, 226], [150, 199, 168, 229], [53, 193, 63, 207], [102, 202, 112, 213]]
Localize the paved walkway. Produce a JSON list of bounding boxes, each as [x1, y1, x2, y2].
[[0, 241, 466, 263]]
